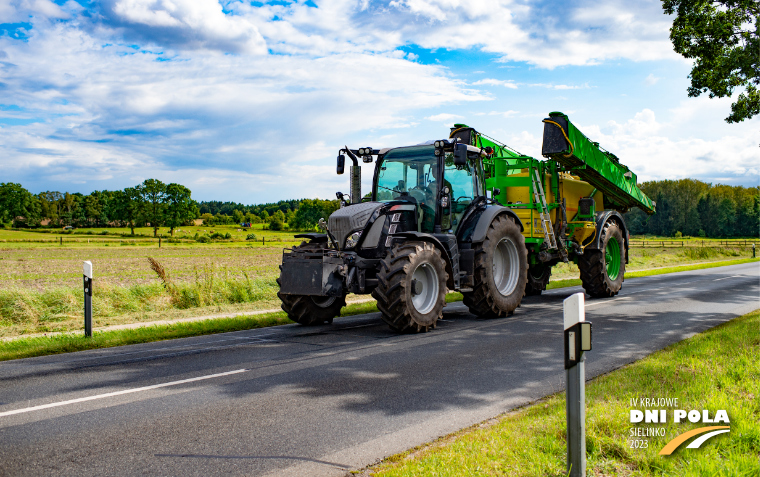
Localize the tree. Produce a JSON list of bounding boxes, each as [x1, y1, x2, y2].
[[0, 183, 41, 227], [112, 188, 142, 235], [164, 183, 197, 236], [291, 199, 338, 231], [663, 0, 760, 122], [38, 191, 62, 225], [232, 209, 245, 224], [83, 193, 102, 226], [139, 179, 167, 237]]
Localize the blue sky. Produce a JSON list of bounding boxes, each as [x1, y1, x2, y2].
[[0, 0, 757, 203]]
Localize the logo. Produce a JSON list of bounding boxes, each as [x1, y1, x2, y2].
[[658, 426, 731, 455], [626, 398, 731, 455]]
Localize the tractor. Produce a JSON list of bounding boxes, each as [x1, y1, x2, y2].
[[277, 112, 655, 332]]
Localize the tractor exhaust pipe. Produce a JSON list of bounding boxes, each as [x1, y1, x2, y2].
[[343, 146, 361, 204], [351, 165, 361, 204]]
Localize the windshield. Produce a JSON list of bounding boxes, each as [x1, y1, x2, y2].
[[375, 146, 438, 206]]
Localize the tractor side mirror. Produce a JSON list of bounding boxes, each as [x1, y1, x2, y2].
[[453, 143, 468, 166], [337, 154, 345, 175]]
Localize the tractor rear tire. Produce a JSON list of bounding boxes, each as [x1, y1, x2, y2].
[[462, 215, 528, 318], [525, 263, 552, 296], [277, 241, 346, 325], [372, 241, 448, 332], [578, 221, 625, 297]]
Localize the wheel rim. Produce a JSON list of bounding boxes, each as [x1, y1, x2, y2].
[[605, 237, 621, 280], [493, 237, 520, 296], [311, 296, 337, 308], [411, 262, 439, 315]]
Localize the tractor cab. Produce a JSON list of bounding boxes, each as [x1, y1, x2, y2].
[[372, 144, 484, 234]]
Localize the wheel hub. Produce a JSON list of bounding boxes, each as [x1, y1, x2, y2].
[[492, 237, 520, 296], [605, 236, 621, 280], [410, 262, 439, 315]]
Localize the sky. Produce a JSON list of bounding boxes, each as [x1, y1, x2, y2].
[[0, 0, 758, 204]]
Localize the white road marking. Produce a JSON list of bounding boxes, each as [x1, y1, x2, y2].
[[0, 368, 247, 418], [713, 275, 742, 281]]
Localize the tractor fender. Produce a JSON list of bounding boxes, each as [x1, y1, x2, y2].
[[392, 231, 456, 289], [593, 210, 630, 263], [469, 205, 524, 243]]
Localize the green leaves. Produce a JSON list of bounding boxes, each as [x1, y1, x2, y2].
[[663, 0, 760, 122]]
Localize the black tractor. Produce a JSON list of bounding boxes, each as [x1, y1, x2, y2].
[[277, 137, 528, 332]]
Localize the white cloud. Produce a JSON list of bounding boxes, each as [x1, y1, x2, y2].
[[529, 83, 590, 90], [425, 113, 464, 122], [474, 110, 520, 118], [103, 0, 267, 53], [645, 73, 660, 85], [472, 78, 518, 88]]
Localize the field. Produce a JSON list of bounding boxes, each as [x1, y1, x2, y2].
[[0, 226, 756, 338]]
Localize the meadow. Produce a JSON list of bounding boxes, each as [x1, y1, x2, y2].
[[0, 225, 756, 338]]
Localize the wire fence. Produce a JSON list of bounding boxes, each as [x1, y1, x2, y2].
[[630, 239, 756, 248]]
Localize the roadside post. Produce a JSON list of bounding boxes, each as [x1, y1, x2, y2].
[[83, 261, 93, 337], [564, 293, 592, 477], [753, 244, 755, 258]]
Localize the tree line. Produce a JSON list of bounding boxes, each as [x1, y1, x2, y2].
[[624, 179, 759, 238], [4, 178, 755, 238], [0, 180, 197, 237], [0, 182, 341, 234], [198, 199, 339, 231]]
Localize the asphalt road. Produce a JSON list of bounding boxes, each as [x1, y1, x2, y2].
[[1, 262, 758, 477]]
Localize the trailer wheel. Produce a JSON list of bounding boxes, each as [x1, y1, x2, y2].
[[525, 263, 552, 296], [578, 221, 625, 297], [372, 241, 447, 332], [463, 215, 528, 318], [277, 242, 346, 325]]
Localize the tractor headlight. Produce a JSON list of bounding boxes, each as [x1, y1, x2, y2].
[[345, 231, 362, 249]]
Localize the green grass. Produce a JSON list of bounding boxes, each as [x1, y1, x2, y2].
[[366, 309, 760, 477], [0, 300, 382, 361]]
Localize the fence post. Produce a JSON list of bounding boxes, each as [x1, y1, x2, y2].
[[83, 261, 93, 337], [564, 293, 592, 477], [753, 244, 756, 258], [159, 236, 162, 248]]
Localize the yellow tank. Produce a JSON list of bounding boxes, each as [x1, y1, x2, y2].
[[503, 170, 604, 239]]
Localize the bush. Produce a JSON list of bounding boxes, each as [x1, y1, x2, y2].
[[269, 217, 284, 231], [100, 230, 109, 235], [196, 235, 211, 243], [246, 233, 257, 241], [674, 231, 682, 238]]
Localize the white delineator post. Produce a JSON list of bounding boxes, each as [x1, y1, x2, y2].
[[83, 261, 93, 337], [564, 292, 586, 477]]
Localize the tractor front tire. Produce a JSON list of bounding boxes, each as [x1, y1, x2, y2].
[[525, 263, 552, 296], [277, 293, 347, 326], [277, 241, 346, 325], [578, 221, 625, 297], [463, 215, 528, 318], [372, 241, 448, 332]]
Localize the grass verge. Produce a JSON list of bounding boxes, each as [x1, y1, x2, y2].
[[365, 309, 760, 477], [0, 300, 381, 361], [1, 258, 757, 361], [546, 257, 758, 291]]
